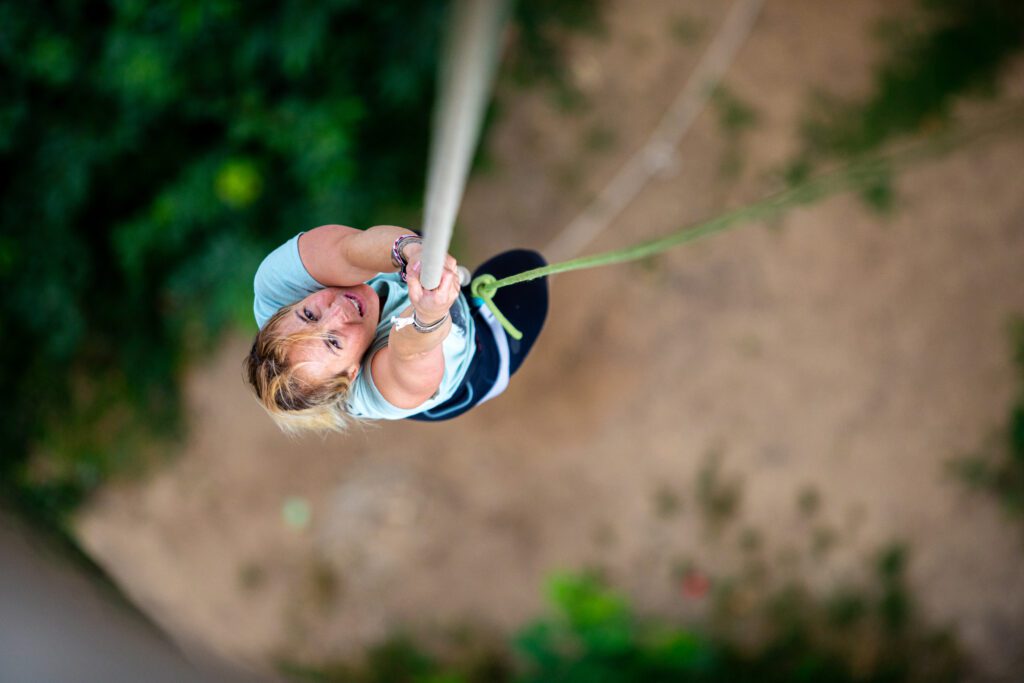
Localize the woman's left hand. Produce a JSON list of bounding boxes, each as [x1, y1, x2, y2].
[[405, 253, 461, 323]]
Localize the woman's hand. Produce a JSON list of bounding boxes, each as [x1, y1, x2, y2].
[[406, 253, 461, 322]]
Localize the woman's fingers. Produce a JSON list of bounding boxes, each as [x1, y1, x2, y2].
[[437, 271, 459, 305], [406, 265, 423, 301], [405, 257, 462, 324], [413, 254, 457, 280], [432, 270, 454, 303], [420, 261, 458, 292], [404, 242, 423, 264]]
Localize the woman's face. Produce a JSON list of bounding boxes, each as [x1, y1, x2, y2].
[[275, 285, 381, 382]]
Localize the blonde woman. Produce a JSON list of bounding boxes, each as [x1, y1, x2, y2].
[[244, 225, 547, 431]]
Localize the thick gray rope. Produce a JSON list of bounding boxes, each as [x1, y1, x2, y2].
[[420, 0, 511, 290]]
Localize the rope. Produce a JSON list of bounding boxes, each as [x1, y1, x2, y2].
[[473, 109, 1024, 340], [545, 0, 766, 261], [420, 0, 510, 290]]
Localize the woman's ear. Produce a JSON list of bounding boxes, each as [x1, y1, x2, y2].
[[346, 364, 360, 381]]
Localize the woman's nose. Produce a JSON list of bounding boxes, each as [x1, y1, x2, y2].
[[327, 301, 357, 323]]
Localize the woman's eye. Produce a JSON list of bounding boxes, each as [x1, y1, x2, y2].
[[303, 308, 317, 321], [329, 337, 342, 349]]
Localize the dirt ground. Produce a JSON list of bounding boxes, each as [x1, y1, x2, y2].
[[76, 0, 1024, 678]]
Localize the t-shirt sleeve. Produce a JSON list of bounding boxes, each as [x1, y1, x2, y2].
[[253, 233, 323, 329]]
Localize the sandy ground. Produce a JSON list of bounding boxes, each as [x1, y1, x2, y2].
[[76, 0, 1024, 677]]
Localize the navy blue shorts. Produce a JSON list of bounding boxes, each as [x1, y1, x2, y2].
[[408, 250, 548, 422]]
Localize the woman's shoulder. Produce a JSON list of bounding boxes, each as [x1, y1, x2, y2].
[[253, 233, 323, 329]]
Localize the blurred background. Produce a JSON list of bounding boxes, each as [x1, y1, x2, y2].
[[2, 0, 1023, 681]]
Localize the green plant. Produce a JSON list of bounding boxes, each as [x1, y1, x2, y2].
[[517, 562, 961, 683], [787, 0, 1024, 207], [695, 449, 744, 531], [283, 547, 963, 683], [951, 318, 1024, 516], [508, 0, 605, 87], [710, 85, 759, 179], [0, 0, 602, 526], [802, 0, 1023, 159]]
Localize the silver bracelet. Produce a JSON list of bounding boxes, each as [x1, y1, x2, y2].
[[412, 311, 448, 333], [390, 311, 449, 333]]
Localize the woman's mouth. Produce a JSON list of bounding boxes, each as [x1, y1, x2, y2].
[[343, 293, 364, 317]]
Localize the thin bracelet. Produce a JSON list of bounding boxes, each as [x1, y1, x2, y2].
[[391, 311, 449, 333], [391, 235, 422, 282], [412, 311, 448, 333]]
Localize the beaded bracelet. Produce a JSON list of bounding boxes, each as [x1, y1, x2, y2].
[[391, 234, 422, 282]]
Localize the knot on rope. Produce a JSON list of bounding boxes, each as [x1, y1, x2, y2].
[[470, 273, 523, 341]]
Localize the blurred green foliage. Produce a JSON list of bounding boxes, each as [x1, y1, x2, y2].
[[0, 0, 600, 523], [787, 0, 1024, 207], [951, 319, 1024, 517], [515, 563, 960, 683], [710, 85, 759, 180], [282, 547, 963, 683]]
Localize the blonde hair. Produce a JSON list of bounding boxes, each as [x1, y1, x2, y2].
[[244, 305, 354, 434]]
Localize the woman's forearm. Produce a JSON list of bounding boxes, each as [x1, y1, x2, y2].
[[342, 225, 417, 273], [372, 255, 463, 409], [372, 308, 451, 408], [298, 224, 415, 286]]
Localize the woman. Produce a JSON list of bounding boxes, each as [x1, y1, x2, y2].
[[244, 224, 547, 432]]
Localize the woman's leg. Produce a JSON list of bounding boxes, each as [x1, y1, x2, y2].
[[471, 249, 548, 376], [406, 250, 548, 422]]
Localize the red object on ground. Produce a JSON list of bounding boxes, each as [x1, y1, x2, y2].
[[681, 570, 711, 599]]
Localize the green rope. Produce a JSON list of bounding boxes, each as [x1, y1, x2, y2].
[[470, 273, 524, 339], [470, 109, 1022, 340]]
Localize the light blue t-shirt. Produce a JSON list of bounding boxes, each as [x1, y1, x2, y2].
[[253, 234, 475, 420]]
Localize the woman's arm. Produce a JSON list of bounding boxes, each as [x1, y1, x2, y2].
[[371, 257, 463, 409], [297, 224, 415, 286], [299, 223, 461, 409]]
